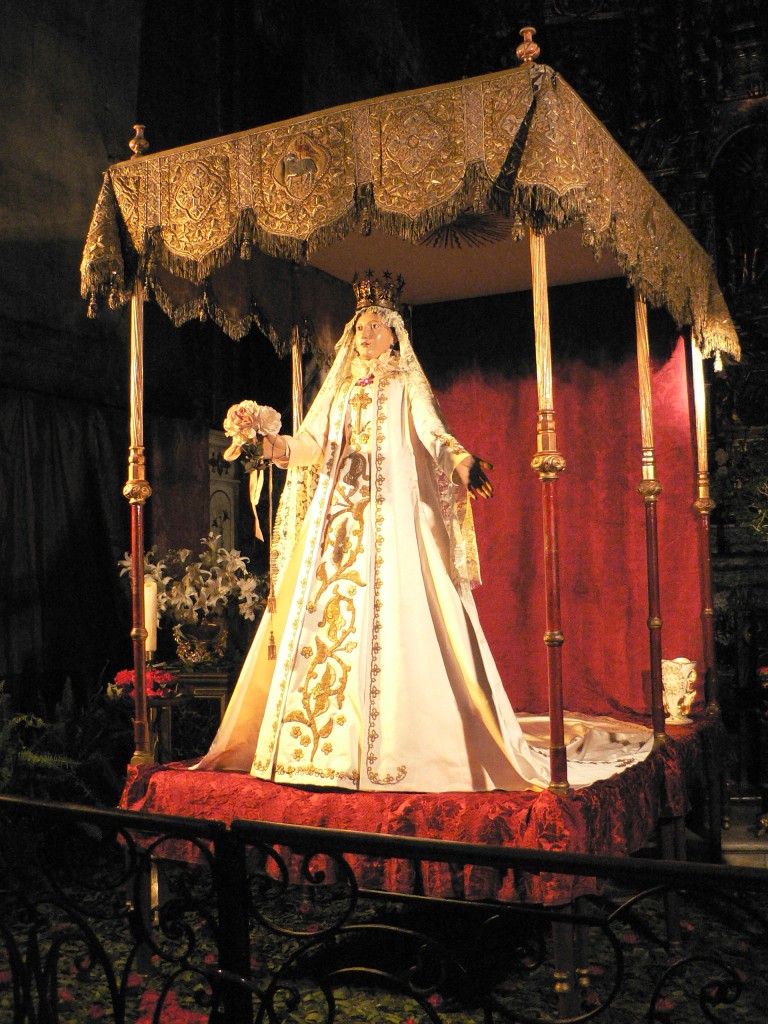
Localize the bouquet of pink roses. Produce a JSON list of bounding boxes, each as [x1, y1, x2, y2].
[[222, 401, 282, 540], [222, 401, 281, 462]]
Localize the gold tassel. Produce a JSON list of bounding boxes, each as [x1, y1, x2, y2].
[[267, 461, 277, 660]]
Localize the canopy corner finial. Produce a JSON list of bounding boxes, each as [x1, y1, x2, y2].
[[129, 124, 149, 160], [516, 26, 540, 64]]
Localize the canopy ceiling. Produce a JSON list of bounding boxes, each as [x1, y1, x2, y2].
[[81, 61, 739, 361]]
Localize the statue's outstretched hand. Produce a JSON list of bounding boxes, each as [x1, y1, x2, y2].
[[455, 456, 494, 499]]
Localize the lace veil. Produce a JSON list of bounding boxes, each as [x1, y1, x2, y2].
[[271, 307, 481, 593]]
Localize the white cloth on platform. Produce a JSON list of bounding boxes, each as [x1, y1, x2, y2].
[[196, 313, 653, 791]]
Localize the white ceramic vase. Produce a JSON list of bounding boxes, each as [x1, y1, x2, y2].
[[661, 658, 697, 723]]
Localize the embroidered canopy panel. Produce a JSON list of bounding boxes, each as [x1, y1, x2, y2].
[[80, 62, 739, 361]]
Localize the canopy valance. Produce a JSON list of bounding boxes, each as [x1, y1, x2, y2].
[[81, 61, 739, 361]]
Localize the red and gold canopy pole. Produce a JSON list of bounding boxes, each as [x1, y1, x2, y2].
[[529, 228, 569, 794], [124, 275, 153, 764], [634, 293, 666, 744], [690, 341, 718, 713]]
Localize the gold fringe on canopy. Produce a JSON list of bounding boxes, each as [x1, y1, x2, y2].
[[80, 62, 739, 361]]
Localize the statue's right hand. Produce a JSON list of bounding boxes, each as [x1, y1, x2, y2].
[[261, 434, 287, 461]]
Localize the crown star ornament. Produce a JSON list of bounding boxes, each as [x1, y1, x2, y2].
[[352, 270, 405, 311]]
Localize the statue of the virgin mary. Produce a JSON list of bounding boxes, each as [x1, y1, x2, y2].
[[195, 273, 652, 791]]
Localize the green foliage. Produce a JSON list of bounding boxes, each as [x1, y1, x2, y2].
[[0, 679, 133, 805], [0, 691, 46, 793], [713, 434, 768, 537]]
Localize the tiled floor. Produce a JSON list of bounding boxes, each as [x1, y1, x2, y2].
[[721, 798, 768, 868]]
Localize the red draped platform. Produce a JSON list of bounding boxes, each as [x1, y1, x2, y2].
[[120, 718, 719, 905]]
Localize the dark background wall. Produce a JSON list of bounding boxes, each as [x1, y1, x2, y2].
[[1, 1, 767, 784]]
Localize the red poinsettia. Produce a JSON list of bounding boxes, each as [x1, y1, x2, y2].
[[109, 668, 177, 700]]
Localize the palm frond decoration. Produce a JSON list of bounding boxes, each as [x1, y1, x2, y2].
[[418, 212, 511, 249]]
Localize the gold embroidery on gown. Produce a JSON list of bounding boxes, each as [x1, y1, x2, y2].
[[250, 381, 354, 779], [366, 369, 407, 785], [279, 448, 369, 781], [265, 366, 404, 786]]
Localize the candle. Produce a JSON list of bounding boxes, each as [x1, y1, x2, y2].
[[143, 576, 158, 655]]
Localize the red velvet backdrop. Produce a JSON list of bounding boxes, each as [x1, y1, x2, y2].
[[435, 337, 702, 721]]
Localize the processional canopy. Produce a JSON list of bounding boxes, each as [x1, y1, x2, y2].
[[81, 58, 739, 363], [81, 34, 735, 774]]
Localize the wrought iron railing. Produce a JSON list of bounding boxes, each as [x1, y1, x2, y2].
[[0, 793, 766, 1023]]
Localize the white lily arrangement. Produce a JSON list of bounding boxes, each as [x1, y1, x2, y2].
[[118, 532, 267, 627]]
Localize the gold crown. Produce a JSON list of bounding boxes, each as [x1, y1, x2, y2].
[[352, 270, 405, 311]]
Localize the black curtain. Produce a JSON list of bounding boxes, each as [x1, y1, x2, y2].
[[0, 388, 131, 711]]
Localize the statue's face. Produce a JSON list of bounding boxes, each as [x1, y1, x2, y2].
[[354, 309, 395, 359]]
